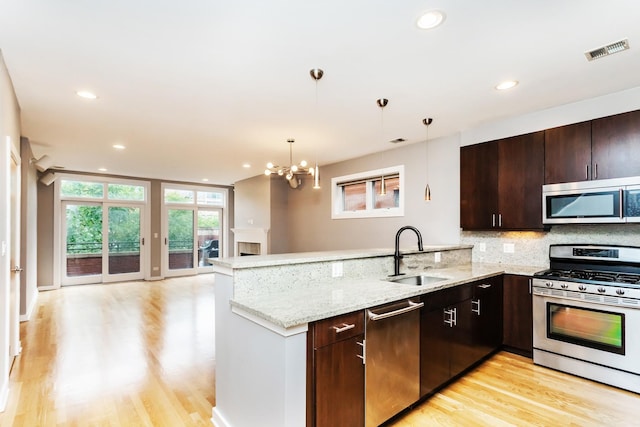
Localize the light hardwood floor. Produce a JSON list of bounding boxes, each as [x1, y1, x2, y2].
[[1, 275, 639, 426], [0, 276, 215, 427]]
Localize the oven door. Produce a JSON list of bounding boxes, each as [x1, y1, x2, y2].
[[533, 292, 640, 375]]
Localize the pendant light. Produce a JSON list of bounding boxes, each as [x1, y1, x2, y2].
[[377, 98, 389, 195], [310, 68, 324, 189], [422, 117, 433, 201]]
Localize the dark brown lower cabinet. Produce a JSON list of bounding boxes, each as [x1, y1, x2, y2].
[[502, 274, 533, 357], [308, 311, 364, 427], [421, 277, 503, 397]]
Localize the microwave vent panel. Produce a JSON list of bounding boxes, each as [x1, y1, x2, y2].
[[585, 38, 630, 61]]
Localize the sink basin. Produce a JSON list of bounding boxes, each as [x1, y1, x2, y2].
[[386, 274, 447, 286]]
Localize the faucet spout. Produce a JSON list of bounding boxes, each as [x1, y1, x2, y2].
[[393, 226, 424, 276]]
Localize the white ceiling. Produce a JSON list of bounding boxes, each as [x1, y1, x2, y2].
[[1, 1, 640, 186]]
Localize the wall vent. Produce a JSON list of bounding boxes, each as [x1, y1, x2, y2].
[[585, 38, 630, 61]]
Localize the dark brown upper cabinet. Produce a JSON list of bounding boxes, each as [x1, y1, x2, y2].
[[460, 131, 545, 231], [592, 110, 640, 180], [545, 121, 592, 184], [545, 110, 640, 184]]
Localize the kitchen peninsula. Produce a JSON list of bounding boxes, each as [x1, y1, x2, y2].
[[209, 246, 541, 427]]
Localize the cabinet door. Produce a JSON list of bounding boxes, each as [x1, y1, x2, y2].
[[314, 335, 365, 427], [592, 110, 640, 180], [420, 307, 451, 397], [497, 131, 545, 229], [471, 276, 503, 361], [545, 121, 592, 183], [449, 299, 475, 378], [460, 142, 498, 230], [502, 275, 533, 357]]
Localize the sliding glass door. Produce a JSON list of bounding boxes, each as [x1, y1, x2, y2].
[[62, 202, 145, 285], [162, 185, 225, 277]]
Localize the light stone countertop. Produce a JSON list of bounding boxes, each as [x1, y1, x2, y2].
[[229, 262, 544, 329], [209, 245, 472, 269]]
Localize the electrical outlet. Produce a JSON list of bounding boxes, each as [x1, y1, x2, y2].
[[332, 262, 343, 277], [434, 252, 441, 263], [503, 243, 515, 253], [478, 243, 486, 252]]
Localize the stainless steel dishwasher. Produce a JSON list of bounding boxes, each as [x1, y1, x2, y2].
[[365, 298, 423, 427]]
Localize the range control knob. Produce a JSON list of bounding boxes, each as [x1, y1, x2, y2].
[[578, 285, 587, 291], [597, 287, 606, 293], [546, 282, 554, 288], [561, 283, 569, 289], [616, 289, 626, 296]]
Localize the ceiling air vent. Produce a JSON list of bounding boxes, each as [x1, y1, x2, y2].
[[389, 138, 406, 144], [585, 38, 630, 61]]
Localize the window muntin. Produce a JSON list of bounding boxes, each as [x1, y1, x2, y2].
[[332, 166, 404, 219]]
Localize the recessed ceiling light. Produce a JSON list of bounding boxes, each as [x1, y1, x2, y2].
[[242, 163, 251, 168], [98, 168, 107, 172], [113, 144, 126, 150], [495, 80, 519, 90], [202, 178, 209, 182], [417, 10, 446, 30], [76, 90, 98, 99]]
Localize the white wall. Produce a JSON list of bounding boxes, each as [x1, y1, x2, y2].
[[0, 49, 22, 410], [286, 133, 461, 252]]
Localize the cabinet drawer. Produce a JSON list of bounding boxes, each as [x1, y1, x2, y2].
[[313, 311, 364, 348]]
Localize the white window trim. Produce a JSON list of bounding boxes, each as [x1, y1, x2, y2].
[[331, 165, 405, 219]]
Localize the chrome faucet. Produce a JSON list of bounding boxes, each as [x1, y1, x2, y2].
[[392, 226, 424, 276]]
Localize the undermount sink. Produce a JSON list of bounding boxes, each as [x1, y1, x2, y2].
[[386, 274, 447, 286]]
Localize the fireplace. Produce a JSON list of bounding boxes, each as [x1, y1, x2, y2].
[[231, 228, 269, 256]]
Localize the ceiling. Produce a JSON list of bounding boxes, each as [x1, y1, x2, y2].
[[1, 1, 639, 186]]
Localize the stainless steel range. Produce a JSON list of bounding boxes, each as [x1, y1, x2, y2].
[[532, 244, 640, 394]]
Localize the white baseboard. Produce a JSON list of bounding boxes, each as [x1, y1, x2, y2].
[[212, 407, 231, 427], [37, 284, 58, 291], [145, 276, 164, 281]]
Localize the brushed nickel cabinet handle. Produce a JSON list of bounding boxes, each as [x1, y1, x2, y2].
[[333, 323, 355, 334]]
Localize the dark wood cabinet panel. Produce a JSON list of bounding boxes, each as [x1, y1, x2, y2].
[[460, 142, 498, 230], [314, 335, 364, 427], [502, 275, 533, 357], [545, 121, 592, 184], [461, 131, 545, 230], [498, 131, 545, 230], [471, 276, 503, 361], [592, 110, 640, 180], [308, 311, 365, 427], [420, 277, 503, 397], [420, 306, 451, 397]]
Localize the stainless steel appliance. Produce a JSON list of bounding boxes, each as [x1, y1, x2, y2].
[[533, 244, 640, 393], [542, 176, 640, 224], [365, 299, 423, 427]]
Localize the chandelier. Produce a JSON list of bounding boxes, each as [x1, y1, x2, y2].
[[264, 139, 317, 189]]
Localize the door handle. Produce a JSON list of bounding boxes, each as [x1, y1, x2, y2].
[[12, 266, 23, 273], [141, 237, 145, 245], [472, 299, 481, 315], [367, 300, 424, 321]]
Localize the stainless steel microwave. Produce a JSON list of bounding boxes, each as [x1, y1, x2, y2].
[[543, 177, 640, 224]]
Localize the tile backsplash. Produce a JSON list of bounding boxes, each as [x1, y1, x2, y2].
[[460, 224, 640, 268]]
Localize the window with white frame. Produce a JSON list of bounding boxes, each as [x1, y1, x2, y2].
[[331, 165, 404, 219]]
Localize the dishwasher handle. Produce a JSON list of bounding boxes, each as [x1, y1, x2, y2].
[[367, 300, 424, 321]]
